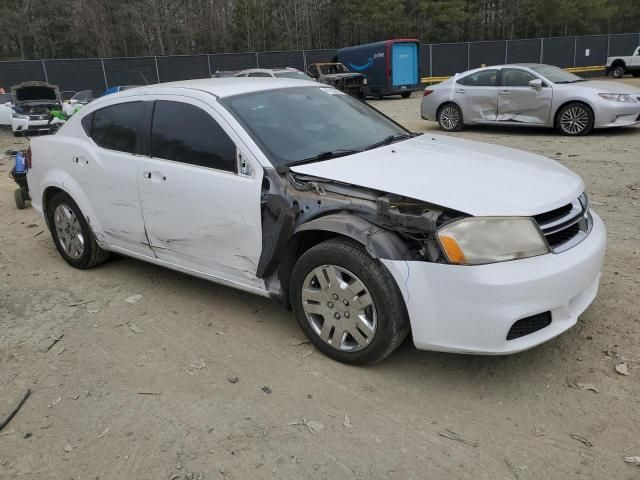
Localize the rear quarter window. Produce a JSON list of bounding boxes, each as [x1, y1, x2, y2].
[[90, 102, 145, 154]]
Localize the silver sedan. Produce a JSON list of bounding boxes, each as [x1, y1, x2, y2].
[[421, 64, 640, 135]]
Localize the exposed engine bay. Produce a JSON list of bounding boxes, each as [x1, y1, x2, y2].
[[257, 167, 466, 298]]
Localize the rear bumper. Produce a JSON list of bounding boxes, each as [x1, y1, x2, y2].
[[382, 211, 606, 355]]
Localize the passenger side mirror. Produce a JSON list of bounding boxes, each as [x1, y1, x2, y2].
[[529, 79, 543, 89]]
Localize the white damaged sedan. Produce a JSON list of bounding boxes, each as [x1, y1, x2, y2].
[[27, 78, 606, 364]]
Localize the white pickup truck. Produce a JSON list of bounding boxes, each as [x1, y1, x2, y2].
[[606, 46, 640, 79]]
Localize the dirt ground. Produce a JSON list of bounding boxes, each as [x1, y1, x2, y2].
[[1, 78, 639, 479]]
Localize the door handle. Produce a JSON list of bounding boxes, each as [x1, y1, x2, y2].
[[499, 90, 511, 95], [455, 89, 466, 94], [143, 171, 167, 182]]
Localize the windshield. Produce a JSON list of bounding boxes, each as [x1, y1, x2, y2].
[[530, 65, 584, 83], [221, 86, 408, 167], [319, 64, 349, 75], [275, 71, 312, 80]]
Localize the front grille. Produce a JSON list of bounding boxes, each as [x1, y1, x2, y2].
[[533, 203, 573, 225], [534, 193, 591, 253], [506, 312, 552, 340]]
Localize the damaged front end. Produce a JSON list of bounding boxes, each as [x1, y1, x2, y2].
[[257, 168, 465, 300]]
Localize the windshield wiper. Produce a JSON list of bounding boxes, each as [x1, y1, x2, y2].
[[364, 133, 413, 151], [284, 149, 362, 169]]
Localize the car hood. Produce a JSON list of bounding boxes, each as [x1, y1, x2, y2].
[[11, 81, 61, 106], [561, 80, 640, 94], [290, 135, 584, 217]]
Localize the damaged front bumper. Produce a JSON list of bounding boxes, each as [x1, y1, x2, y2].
[[382, 211, 606, 355]]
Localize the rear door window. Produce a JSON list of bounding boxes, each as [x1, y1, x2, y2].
[[151, 100, 237, 173], [90, 102, 145, 154]]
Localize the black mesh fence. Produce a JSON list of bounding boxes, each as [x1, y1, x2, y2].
[[575, 35, 608, 67], [103, 57, 158, 89], [209, 53, 257, 73], [0, 33, 637, 91], [469, 41, 507, 69], [506, 39, 541, 63], [44, 59, 105, 94], [157, 55, 210, 82], [542, 37, 575, 68], [0, 60, 46, 90], [609, 33, 640, 56], [431, 43, 468, 76], [257, 51, 305, 70]]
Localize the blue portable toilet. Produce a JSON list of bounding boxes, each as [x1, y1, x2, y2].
[[337, 39, 421, 99]]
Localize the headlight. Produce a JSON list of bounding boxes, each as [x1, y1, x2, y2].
[[437, 217, 549, 265], [598, 93, 638, 103], [12, 113, 28, 119]]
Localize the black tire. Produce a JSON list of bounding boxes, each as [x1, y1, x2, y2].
[[437, 103, 463, 132], [372, 91, 383, 100], [14, 189, 26, 209], [611, 65, 626, 79], [290, 238, 409, 365], [632, 71, 640, 78], [400, 91, 411, 99], [47, 191, 110, 269], [13, 131, 22, 137], [556, 102, 594, 136]]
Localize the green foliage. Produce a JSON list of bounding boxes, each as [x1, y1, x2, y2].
[[0, 0, 638, 59]]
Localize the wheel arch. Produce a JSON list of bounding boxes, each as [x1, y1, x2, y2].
[[276, 213, 411, 306], [552, 99, 595, 128], [610, 59, 627, 70], [40, 178, 103, 237]]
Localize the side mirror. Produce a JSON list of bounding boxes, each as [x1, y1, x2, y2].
[[529, 79, 543, 89]]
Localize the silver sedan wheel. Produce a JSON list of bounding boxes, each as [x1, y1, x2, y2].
[[301, 264, 377, 352], [53, 204, 85, 259], [439, 105, 460, 130], [560, 106, 589, 134]]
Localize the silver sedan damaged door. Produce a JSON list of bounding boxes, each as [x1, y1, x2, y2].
[[456, 69, 499, 122], [497, 68, 553, 124]]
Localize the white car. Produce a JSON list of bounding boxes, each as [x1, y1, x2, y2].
[[0, 92, 13, 127], [606, 46, 640, 78], [10, 81, 62, 136], [27, 78, 606, 364], [235, 67, 313, 81]]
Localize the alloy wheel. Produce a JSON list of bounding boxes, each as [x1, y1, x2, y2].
[[53, 203, 85, 259], [440, 106, 460, 130], [301, 264, 377, 352], [560, 106, 589, 135]]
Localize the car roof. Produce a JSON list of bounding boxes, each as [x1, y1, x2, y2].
[[93, 77, 320, 102]]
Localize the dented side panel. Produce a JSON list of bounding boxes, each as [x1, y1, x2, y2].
[[496, 87, 553, 124], [459, 86, 498, 122]]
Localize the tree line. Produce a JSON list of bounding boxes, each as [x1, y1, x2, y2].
[[1, 0, 639, 60]]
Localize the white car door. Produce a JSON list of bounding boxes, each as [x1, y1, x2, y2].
[[137, 96, 265, 289], [71, 100, 155, 256], [455, 69, 499, 122], [496, 68, 552, 124]]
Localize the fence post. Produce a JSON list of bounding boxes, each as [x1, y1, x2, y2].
[[303, 50, 308, 72], [41, 60, 49, 83], [606, 34, 610, 58], [467, 43, 470, 70], [429, 44, 433, 78], [573, 36, 577, 67], [255, 52, 259, 68], [540, 38, 544, 63], [206, 54, 212, 77], [100, 58, 108, 90], [505, 40, 509, 63], [154, 56, 160, 83]]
